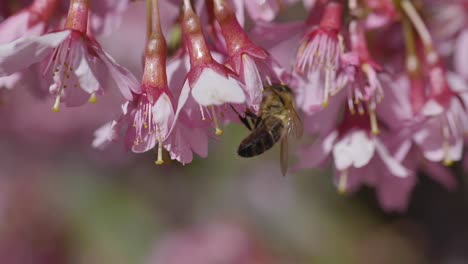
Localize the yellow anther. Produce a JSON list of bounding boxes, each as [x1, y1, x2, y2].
[[338, 170, 348, 195], [211, 106, 223, 136], [369, 109, 380, 135], [88, 93, 97, 104], [442, 140, 453, 166], [52, 95, 61, 112], [155, 142, 164, 165], [215, 128, 224, 136]]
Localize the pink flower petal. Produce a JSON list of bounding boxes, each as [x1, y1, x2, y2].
[[0, 11, 45, 44], [241, 55, 263, 110], [152, 93, 175, 139], [455, 29, 468, 79], [95, 48, 141, 100], [0, 30, 71, 76], [374, 139, 409, 178]]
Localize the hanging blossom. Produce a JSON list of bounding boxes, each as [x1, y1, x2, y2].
[[0, 0, 140, 111], [94, 0, 209, 165], [397, 0, 468, 166], [212, 0, 285, 112], [414, 64, 467, 166], [297, 109, 412, 211], [377, 72, 466, 176], [175, 0, 246, 136], [338, 20, 386, 135], [0, 0, 59, 90], [295, 1, 345, 110]]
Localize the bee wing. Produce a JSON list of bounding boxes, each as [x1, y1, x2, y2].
[[280, 136, 289, 176], [289, 107, 304, 139]]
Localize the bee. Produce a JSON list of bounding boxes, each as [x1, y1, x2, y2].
[[237, 84, 303, 175]]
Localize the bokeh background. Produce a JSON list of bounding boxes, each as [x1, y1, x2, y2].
[[1, 2, 468, 264]]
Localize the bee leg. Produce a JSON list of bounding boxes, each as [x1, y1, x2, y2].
[[239, 115, 254, 131], [231, 106, 258, 131]]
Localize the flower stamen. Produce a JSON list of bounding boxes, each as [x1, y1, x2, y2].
[[369, 108, 380, 135], [52, 94, 61, 112], [211, 106, 223, 136], [442, 125, 453, 166], [155, 137, 164, 165], [88, 93, 97, 104], [338, 170, 348, 194]]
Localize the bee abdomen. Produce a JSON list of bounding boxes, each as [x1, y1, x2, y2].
[[237, 118, 284, 157]]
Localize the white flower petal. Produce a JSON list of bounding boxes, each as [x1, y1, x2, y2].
[[92, 121, 118, 149], [332, 130, 375, 170], [421, 99, 444, 116], [191, 68, 245, 106]]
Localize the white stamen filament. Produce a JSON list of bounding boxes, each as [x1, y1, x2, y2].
[[52, 95, 61, 112], [338, 170, 348, 194], [348, 97, 355, 115], [200, 105, 206, 120], [442, 125, 453, 166], [211, 106, 223, 136], [155, 138, 164, 165], [369, 108, 380, 135], [323, 68, 330, 108]]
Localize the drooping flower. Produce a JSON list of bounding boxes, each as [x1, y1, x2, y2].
[[399, 0, 468, 165], [213, 0, 285, 112], [175, 0, 246, 136], [294, 1, 345, 109], [297, 110, 411, 211], [0, 0, 140, 111], [94, 0, 209, 165], [339, 20, 386, 135]]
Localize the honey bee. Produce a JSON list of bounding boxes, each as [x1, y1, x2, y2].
[[237, 84, 303, 175]]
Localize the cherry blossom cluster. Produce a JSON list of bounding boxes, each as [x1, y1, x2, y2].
[[0, 0, 467, 211]]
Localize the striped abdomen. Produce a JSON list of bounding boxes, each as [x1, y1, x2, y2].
[[237, 116, 284, 157]]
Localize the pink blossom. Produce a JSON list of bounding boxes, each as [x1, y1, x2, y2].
[[338, 20, 386, 135], [378, 72, 467, 167], [213, 0, 285, 112], [297, 112, 411, 211], [176, 0, 245, 135], [95, 0, 211, 165], [0, 0, 140, 111], [295, 1, 345, 109]]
